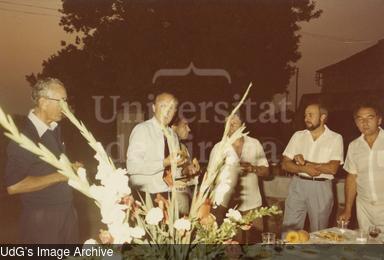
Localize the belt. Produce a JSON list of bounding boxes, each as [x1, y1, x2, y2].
[[298, 175, 329, 181]]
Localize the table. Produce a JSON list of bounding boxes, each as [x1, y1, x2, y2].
[[242, 228, 384, 259], [309, 227, 384, 244]]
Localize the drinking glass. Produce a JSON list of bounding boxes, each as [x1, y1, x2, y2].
[[262, 232, 276, 244], [356, 229, 368, 243], [337, 219, 349, 234], [368, 225, 381, 242]]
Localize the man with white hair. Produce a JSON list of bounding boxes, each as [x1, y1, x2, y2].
[[5, 78, 79, 243]]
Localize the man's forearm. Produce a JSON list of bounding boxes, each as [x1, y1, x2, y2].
[[7, 173, 67, 195], [281, 158, 302, 173], [344, 174, 357, 212], [254, 166, 269, 177], [307, 161, 340, 175]]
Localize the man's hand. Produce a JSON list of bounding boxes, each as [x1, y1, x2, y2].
[[163, 169, 173, 188], [176, 152, 188, 166], [57, 173, 69, 182], [182, 164, 197, 176], [301, 164, 321, 177], [163, 154, 188, 168], [338, 209, 352, 222], [192, 158, 200, 173], [305, 160, 340, 176], [240, 161, 254, 174], [294, 154, 306, 166], [182, 158, 201, 177]]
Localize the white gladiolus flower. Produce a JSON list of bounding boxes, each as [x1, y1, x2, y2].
[[102, 169, 131, 196], [219, 167, 231, 181], [77, 167, 88, 184], [94, 152, 114, 179], [68, 179, 81, 191], [100, 204, 127, 225], [89, 185, 120, 206], [145, 207, 164, 225], [89, 185, 107, 202], [108, 223, 133, 244], [213, 183, 230, 205], [128, 227, 145, 239], [226, 209, 242, 222], [225, 153, 238, 165], [174, 218, 191, 231]]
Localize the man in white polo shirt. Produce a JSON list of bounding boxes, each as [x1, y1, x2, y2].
[[281, 102, 344, 232], [339, 102, 384, 231]]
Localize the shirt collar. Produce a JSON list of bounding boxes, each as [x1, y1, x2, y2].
[[150, 116, 170, 132], [305, 124, 330, 138], [358, 127, 384, 142], [323, 124, 331, 135], [379, 127, 384, 139], [28, 110, 58, 137]]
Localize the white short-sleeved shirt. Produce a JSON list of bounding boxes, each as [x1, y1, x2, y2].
[[343, 128, 384, 203], [211, 136, 269, 211], [283, 125, 344, 180]]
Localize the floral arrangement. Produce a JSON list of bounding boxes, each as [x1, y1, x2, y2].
[[0, 82, 281, 259]]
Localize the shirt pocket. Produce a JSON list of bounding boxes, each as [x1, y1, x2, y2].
[[318, 147, 332, 163], [377, 150, 384, 168]]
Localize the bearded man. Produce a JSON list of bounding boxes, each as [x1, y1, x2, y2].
[[281, 102, 344, 232]]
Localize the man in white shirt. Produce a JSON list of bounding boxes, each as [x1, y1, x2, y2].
[[210, 113, 269, 242], [339, 103, 384, 231], [126, 93, 185, 199], [281, 103, 344, 232]]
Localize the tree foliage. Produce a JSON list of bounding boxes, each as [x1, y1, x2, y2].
[[26, 0, 321, 161], [28, 0, 321, 100]]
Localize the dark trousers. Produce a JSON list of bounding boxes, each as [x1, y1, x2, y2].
[[20, 203, 79, 244]]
